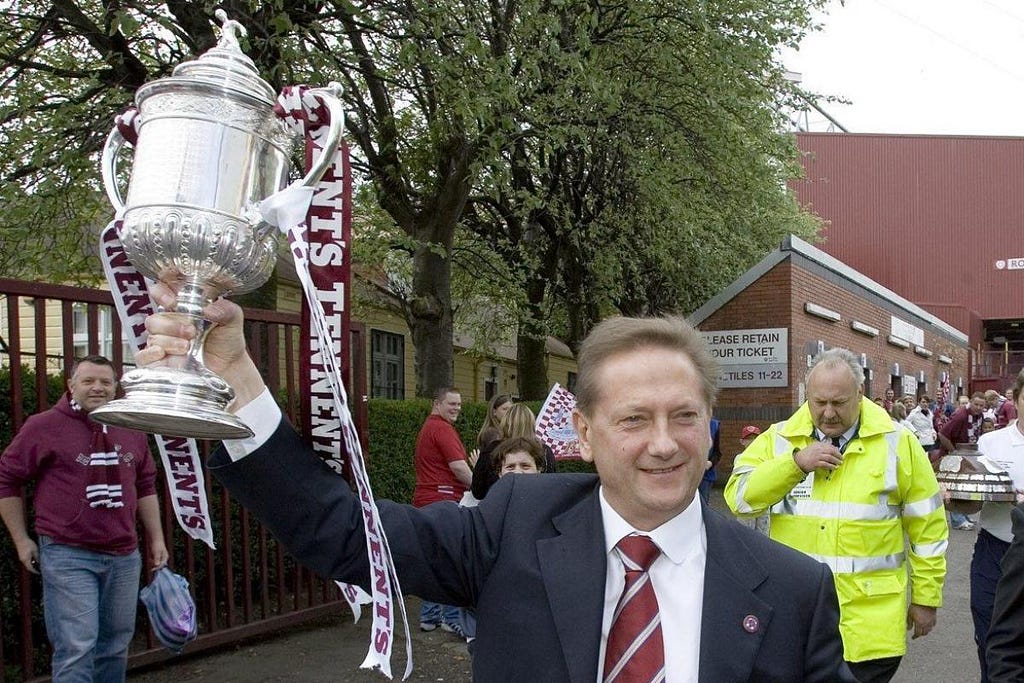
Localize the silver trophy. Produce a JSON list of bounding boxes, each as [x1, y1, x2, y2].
[[90, 11, 342, 439]]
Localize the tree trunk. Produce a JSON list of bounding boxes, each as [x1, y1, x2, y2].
[[559, 233, 604, 355], [408, 242, 454, 397], [517, 276, 549, 400]]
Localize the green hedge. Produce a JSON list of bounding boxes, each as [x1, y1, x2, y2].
[[365, 398, 596, 503], [0, 366, 65, 448]]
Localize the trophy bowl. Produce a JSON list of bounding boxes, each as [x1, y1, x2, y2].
[[90, 12, 341, 439]]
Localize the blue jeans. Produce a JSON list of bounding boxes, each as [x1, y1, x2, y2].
[[459, 607, 477, 640], [950, 510, 971, 527], [39, 536, 142, 683], [419, 600, 460, 627]]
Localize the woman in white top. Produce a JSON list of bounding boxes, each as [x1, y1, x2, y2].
[[906, 395, 939, 453]]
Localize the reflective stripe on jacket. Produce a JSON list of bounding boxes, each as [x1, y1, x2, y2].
[[724, 397, 948, 662]]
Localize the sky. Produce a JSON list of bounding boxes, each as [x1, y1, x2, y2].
[[780, 0, 1024, 136]]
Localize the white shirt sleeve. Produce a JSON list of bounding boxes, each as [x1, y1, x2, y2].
[[223, 387, 282, 461]]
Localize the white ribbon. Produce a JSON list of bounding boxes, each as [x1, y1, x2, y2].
[[98, 222, 216, 549], [270, 86, 412, 679]]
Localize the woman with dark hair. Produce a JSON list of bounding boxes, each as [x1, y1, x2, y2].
[[490, 436, 546, 479]]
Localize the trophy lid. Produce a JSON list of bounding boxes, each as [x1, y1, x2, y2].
[[167, 10, 275, 106]]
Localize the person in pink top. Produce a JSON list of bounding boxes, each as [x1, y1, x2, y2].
[[413, 386, 471, 634]]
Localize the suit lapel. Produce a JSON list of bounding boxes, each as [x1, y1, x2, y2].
[[698, 507, 773, 681], [537, 488, 606, 683]]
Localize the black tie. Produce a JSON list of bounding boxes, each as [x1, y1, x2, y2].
[[831, 437, 842, 451]]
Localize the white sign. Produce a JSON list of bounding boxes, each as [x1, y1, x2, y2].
[[995, 258, 1024, 270], [701, 328, 788, 388], [902, 375, 918, 397], [890, 316, 924, 347]]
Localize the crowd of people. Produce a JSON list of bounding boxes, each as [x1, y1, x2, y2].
[[409, 386, 558, 642], [4, 289, 1024, 682]]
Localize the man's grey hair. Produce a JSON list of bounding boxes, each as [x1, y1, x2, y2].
[[807, 348, 865, 385]]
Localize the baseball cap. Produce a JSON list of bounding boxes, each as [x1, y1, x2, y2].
[[740, 425, 761, 440]]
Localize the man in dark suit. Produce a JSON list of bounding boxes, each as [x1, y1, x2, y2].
[[987, 501, 1024, 682], [141, 289, 855, 682]]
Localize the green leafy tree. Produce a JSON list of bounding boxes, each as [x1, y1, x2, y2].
[[461, 0, 825, 397], [2, 0, 826, 400]]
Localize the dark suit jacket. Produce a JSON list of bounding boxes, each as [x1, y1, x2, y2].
[[211, 422, 855, 682], [987, 502, 1024, 682]]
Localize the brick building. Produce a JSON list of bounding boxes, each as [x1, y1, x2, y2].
[[689, 235, 969, 478], [791, 132, 1024, 392]]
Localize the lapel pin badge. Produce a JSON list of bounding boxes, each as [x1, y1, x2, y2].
[[742, 614, 760, 633]]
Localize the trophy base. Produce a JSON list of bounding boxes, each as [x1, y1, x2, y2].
[[91, 399, 254, 440], [89, 366, 254, 440]]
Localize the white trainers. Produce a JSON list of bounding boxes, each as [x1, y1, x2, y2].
[[441, 622, 467, 639]]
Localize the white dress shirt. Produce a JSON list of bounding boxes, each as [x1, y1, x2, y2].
[[976, 420, 1024, 542], [597, 487, 706, 683], [814, 422, 859, 452], [224, 387, 281, 460]]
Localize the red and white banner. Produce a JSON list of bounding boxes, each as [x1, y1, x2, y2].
[[99, 223, 216, 548], [535, 382, 581, 460], [272, 85, 411, 679]]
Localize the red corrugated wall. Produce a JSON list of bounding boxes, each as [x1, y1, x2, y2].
[[790, 133, 1024, 331]]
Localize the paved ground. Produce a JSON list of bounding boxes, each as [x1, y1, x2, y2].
[[129, 491, 983, 682]]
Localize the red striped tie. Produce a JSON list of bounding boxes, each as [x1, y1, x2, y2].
[[603, 534, 664, 683]]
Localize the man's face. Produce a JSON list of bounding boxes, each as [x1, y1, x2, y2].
[[807, 364, 863, 439], [969, 396, 986, 415], [885, 388, 894, 400], [67, 362, 117, 413], [1006, 388, 1014, 401], [433, 392, 462, 423], [573, 346, 711, 532], [919, 398, 930, 412]]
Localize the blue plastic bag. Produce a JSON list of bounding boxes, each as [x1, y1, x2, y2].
[[139, 567, 198, 654]]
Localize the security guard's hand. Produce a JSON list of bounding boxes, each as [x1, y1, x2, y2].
[[793, 441, 843, 474], [907, 604, 937, 639]]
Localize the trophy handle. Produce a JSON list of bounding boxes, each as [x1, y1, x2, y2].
[[296, 83, 344, 189], [101, 126, 127, 213]]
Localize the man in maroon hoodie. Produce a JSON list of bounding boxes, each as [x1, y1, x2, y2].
[[0, 355, 168, 682]]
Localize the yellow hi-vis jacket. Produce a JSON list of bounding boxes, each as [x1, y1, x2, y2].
[[725, 398, 948, 663]]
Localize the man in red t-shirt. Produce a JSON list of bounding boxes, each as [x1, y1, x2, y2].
[[413, 387, 471, 506], [413, 386, 472, 634]]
